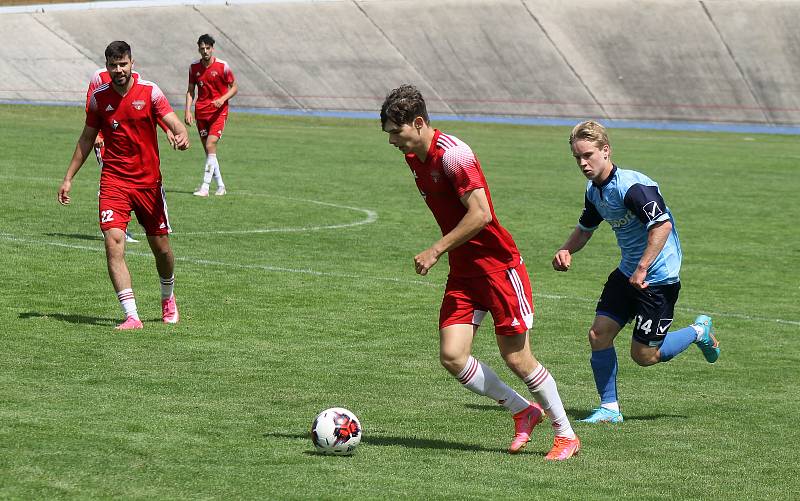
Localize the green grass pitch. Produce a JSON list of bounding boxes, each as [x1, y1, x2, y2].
[[0, 104, 798, 499]]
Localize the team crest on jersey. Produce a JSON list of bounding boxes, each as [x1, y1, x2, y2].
[[132, 100, 145, 111], [111, 119, 119, 130], [430, 170, 442, 183], [210, 70, 218, 78]]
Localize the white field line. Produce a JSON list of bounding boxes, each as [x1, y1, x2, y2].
[[179, 192, 378, 235], [14, 177, 377, 235], [2, 232, 798, 327]]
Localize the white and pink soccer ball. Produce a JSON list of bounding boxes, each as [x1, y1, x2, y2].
[[311, 407, 362, 455]]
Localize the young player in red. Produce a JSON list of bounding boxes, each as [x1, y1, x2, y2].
[[380, 85, 580, 460], [59, 41, 190, 330], [184, 34, 238, 197], [86, 68, 176, 243]]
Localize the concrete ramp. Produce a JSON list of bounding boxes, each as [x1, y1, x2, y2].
[[530, 0, 767, 123], [190, 2, 439, 113], [1, 0, 798, 125], [0, 13, 97, 102], [361, 0, 603, 118], [703, 0, 800, 125]]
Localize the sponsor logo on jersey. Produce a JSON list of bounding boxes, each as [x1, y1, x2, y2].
[[159, 223, 167, 229], [510, 318, 520, 327], [132, 100, 145, 111], [607, 211, 635, 228], [105, 104, 114, 112], [642, 201, 664, 221], [657, 318, 673, 334]]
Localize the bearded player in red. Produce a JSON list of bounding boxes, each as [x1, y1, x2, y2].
[[185, 34, 238, 197], [86, 67, 176, 243], [59, 41, 190, 330], [380, 85, 580, 460]]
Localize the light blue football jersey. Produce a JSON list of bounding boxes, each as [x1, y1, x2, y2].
[[578, 166, 682, 285]]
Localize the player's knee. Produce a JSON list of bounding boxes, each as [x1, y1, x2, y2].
[[631, 349, 658, 367], [500, 350, 528, 374], [439, 351, 467, 376], [588, 328, 612, 349], [103, 231, 125, 251]]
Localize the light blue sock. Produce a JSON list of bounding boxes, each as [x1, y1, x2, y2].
[[590, 347, 618, 405], [658, 326, 698, 362]]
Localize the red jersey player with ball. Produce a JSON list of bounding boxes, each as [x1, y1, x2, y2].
[[380, 85, 580, 460], [185, 34, 238, 197], [58, 41, 190, 330]]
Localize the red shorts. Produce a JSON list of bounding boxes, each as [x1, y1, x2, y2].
[[196, 111, 228, 139], [440, 263, 535, 336], [98, 184, 171, 235]]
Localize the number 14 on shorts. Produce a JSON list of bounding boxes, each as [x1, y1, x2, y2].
[[634, 315, 672, 336]]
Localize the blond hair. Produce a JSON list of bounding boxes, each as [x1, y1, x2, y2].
[[569, 120, 610, 149]]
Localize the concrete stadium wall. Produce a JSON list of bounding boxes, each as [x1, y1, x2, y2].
[[1, 0, 798, 125]]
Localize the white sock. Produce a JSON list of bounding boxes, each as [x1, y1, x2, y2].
[[160, 275, 174, 300], [457, 356, 530, 414], [691, 324, 704, 340], [201, 159, 213, 189], [601, 402, 620, 412], [524, 364, 576, 438], [208, 154, 224, 187], [116, 288, 139, 320]]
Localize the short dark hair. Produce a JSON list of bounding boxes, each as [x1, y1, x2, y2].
[[380, 84, 429, 129], [104, 41, 131, 61], [197, 34, 215, 46]]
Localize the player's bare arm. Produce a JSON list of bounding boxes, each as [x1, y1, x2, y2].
[[184, 83, 195, 125], [552, 227, 594, 271], [414, 188, 491, 276], [212, 81, 238, 108], [155, 117, 177, 148], [58, 125, 98, 205], [629, 220, 672, 290], [161, 112, 190, 151]]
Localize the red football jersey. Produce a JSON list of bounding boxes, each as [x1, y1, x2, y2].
[[188, 58, 235, 119], [86, 69, 141, 141], [405, 129, 521, 277], [86, 79, 173, 188]]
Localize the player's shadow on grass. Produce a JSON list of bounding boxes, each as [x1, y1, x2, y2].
[[465, 403, 686, 421], [44, 232, 103, 242], [465, 403, 585, 421], [166, 189, 201, 195], [19, 311, 116, 326], [264, 432, 509, 454]]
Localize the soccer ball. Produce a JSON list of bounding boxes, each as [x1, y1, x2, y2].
[[311, 407, 362, 455]]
